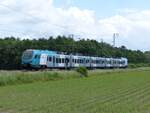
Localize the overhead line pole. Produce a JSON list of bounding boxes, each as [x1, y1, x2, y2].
[[113, 33, 119, 47]]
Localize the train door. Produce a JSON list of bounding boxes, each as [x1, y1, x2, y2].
[[70, 55, 73, 68], [47, 56, 53, 68], [53, 56, 56, 68], [65, 57, 69, 69], [40, 54, 48, 66]]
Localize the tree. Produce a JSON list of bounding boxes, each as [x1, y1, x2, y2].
[[0, 36, 148, 69]]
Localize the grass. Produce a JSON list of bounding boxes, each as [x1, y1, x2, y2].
[[0, 68, 150, 113], [0, 67, 149, 86], [0, 70, 81, 86]]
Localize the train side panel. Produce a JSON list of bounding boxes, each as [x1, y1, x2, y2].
[[22, 49, 128, 69]]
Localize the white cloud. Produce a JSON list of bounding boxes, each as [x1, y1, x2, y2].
[[97, 10, 150, 51], [0, 0, 150, 51]]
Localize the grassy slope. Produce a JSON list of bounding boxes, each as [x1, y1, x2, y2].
[[0, 69, 150, 113]]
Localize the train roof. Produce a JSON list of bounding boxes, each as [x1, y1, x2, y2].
[[25, 49, 57, 55], [24, 49, 127, 60]]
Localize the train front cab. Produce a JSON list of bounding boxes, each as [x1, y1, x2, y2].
[[22, 50, 40, 68]]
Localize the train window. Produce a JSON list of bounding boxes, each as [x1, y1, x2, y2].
[[81, 60, 83, 64], [56, 58, 59, 63], [111, 61, 113, 64], [112, 61, 114, 64], [23, 51, 33, 59], [82, 60, 84, 63], [62, 58, 65, 63], [107, 61, 110, 64], [65, 58, 69, 63], [102, 61, 104, 64], [80, 59, 82, 63], [34, 55, 38, 59], [86, 60, 89, 63], [59, 58, 61, 63], [72, 59, 74, 63], [96, 60, 99, 64], [48, 57, 52, 62], [79, 59, 81, 63], [122, 61, 125, 64]]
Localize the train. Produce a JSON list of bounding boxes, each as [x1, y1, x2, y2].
[[21, 49, 128, 69]]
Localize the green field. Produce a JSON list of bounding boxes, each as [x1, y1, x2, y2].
[[0, 69, 150, 113]]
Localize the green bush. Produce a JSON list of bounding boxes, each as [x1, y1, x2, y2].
[[128, 64, 137, 68], [128, 63, 150, 68], [76, 66, 88, 77]]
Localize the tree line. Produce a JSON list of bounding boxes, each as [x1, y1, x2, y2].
[[0, 36, 150, 69]]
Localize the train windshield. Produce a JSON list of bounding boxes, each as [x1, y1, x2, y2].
[[22, 50, 33, 59]]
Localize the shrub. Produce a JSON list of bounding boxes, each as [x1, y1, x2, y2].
[[128, 64, 137, 68], [76, 66, 88, 77]]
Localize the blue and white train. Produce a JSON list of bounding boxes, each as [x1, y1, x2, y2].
[[21, 49, 128, 69]]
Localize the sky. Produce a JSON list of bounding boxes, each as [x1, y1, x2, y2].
[[0, 0, 150, 51], [55, 0, 150, 18]]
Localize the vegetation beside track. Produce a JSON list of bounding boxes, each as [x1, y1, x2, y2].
[[0, 68, 150, 113], [0, 67, 150, 86]]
